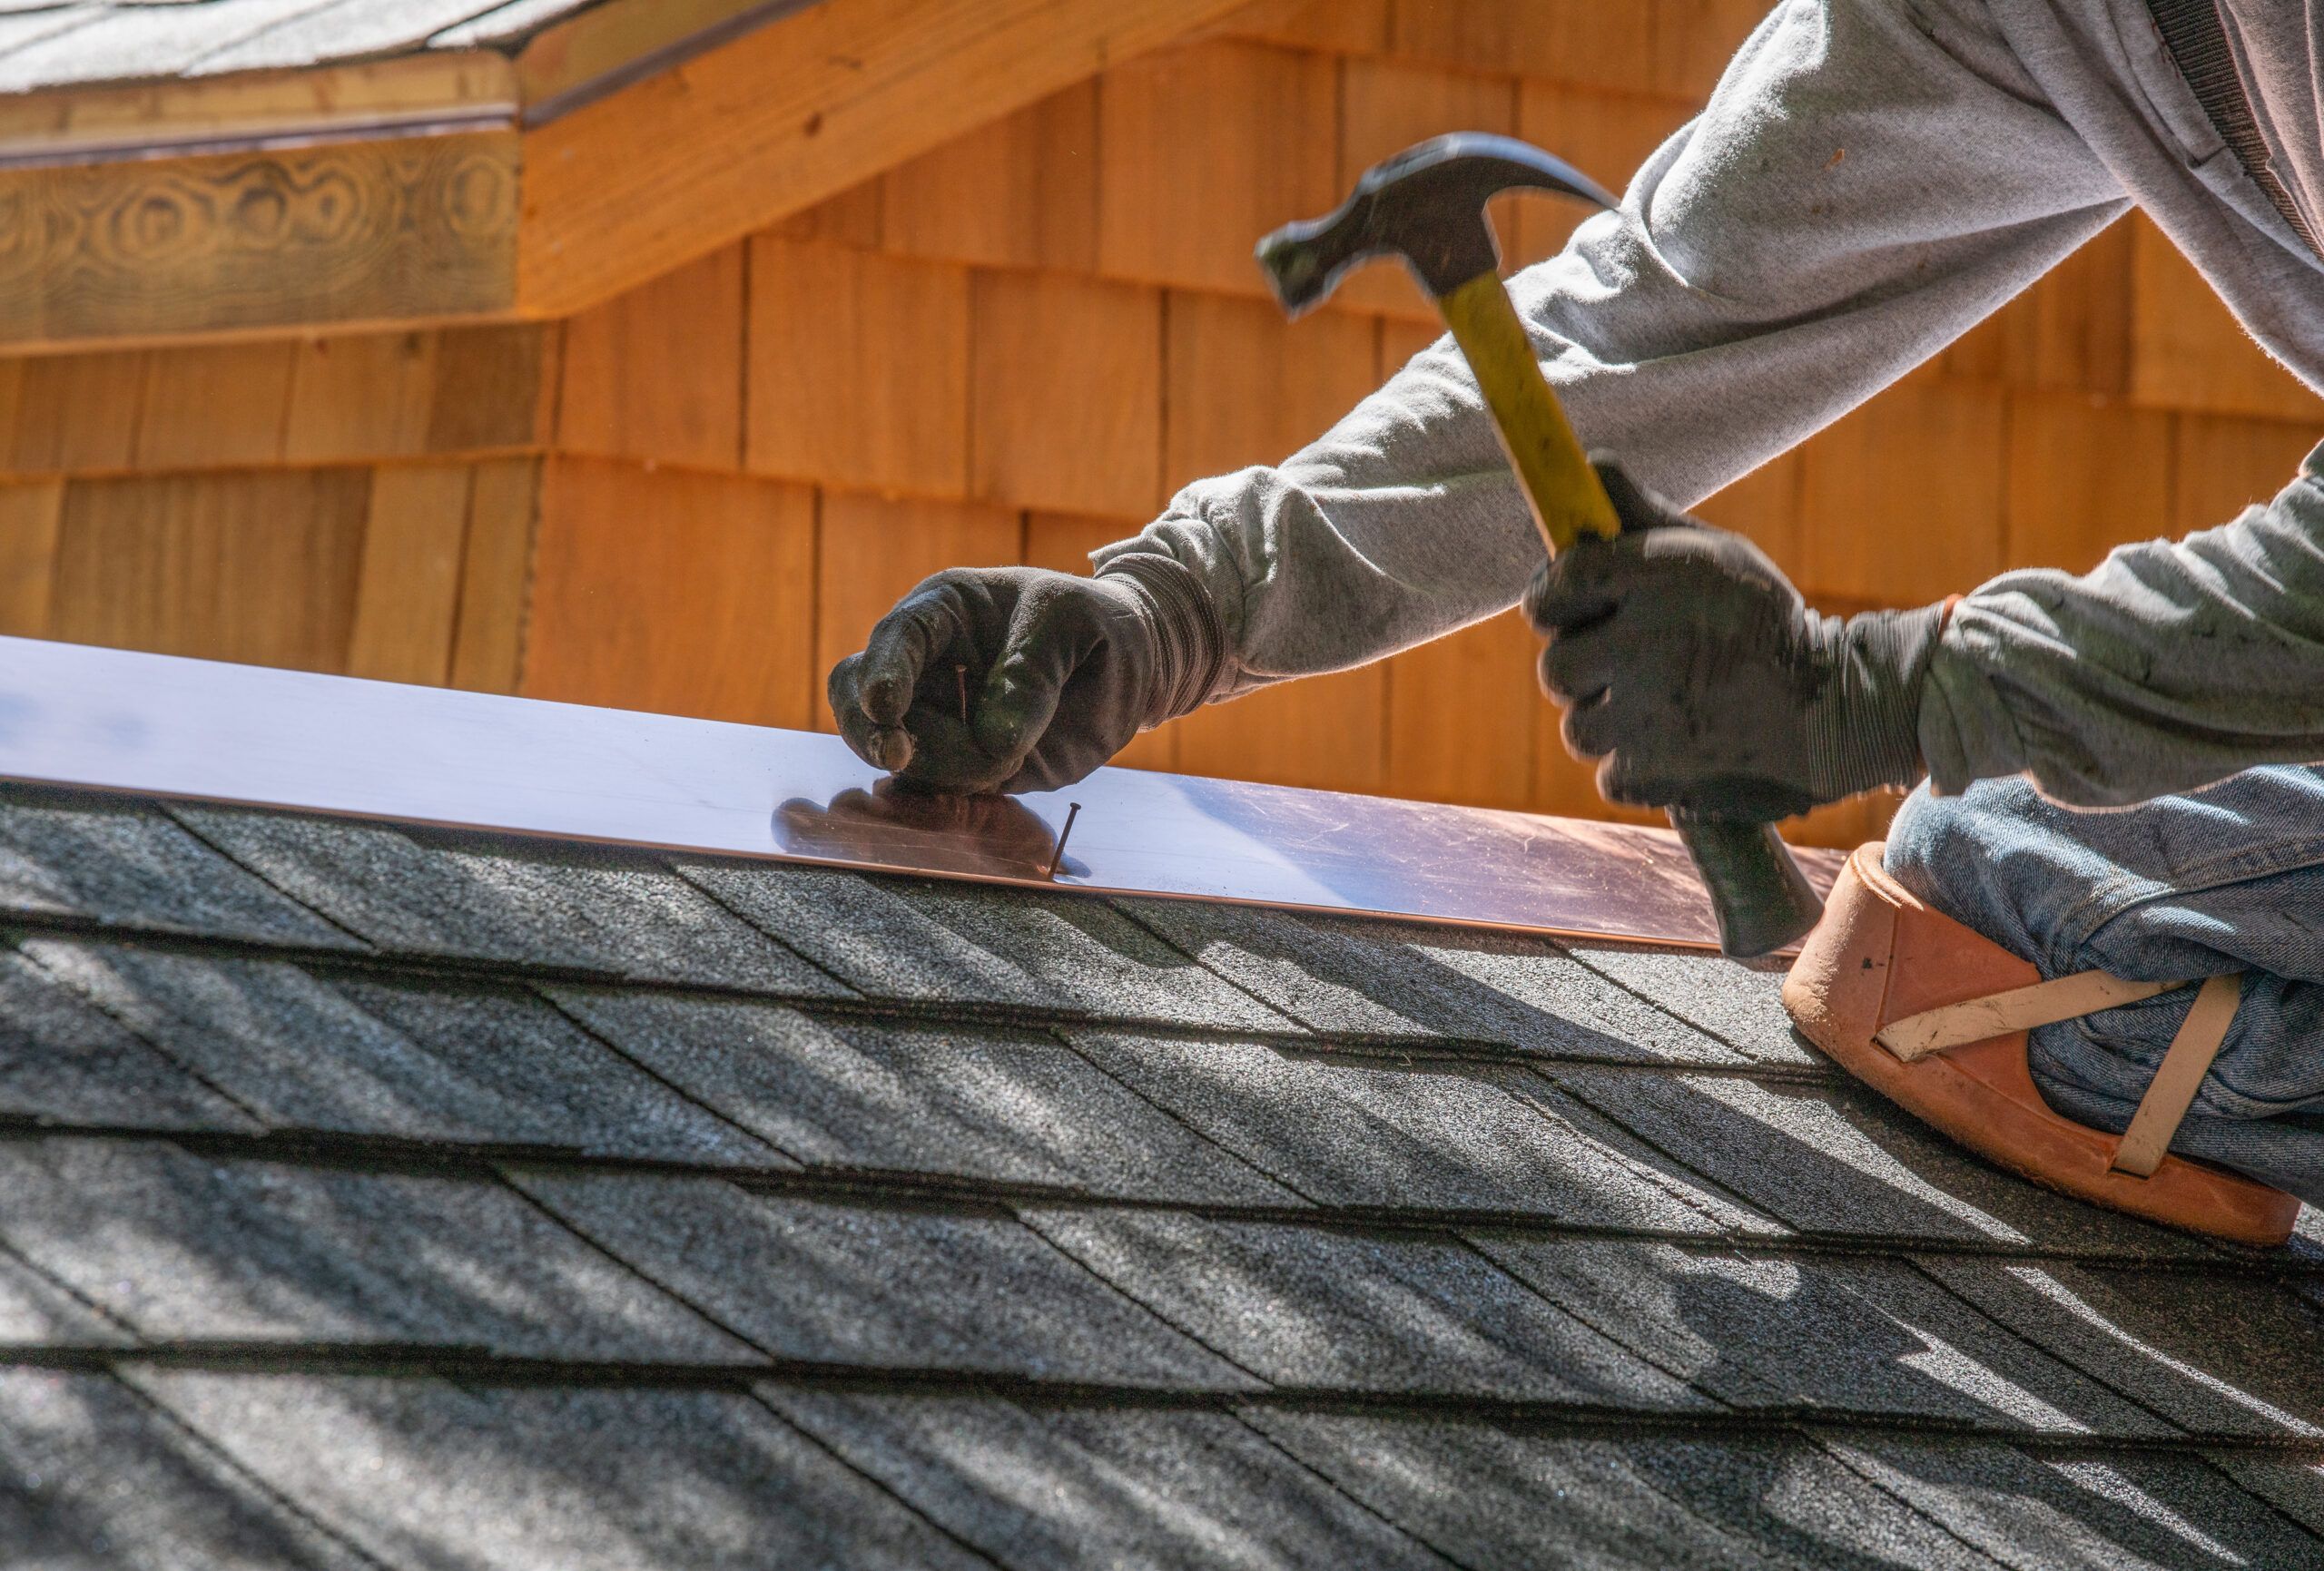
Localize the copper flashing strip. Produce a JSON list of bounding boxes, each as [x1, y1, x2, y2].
[[0, 636, 1837, 952]]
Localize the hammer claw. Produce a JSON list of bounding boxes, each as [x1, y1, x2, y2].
[[1255, 132, 1616, 312]]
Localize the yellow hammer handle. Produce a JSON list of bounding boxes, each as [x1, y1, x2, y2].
[[1437, 272, 1619, 555], [1435, 271, 1821, 957]]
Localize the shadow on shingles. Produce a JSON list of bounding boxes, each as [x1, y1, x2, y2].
[[1118, 898, 1722, 1063], [123, 1375, 985, 1569], [4, 1056, 2320, 1563], [166, 805, 851, 999], [1258, 1396, 2316, 1568], [0, 1137, 762, 1368], [0, 1369, 366, 1570], [1541, 1059, 2234, 1257], [5, 790, 2319, 1560], [1813, 1436, 2324, 1570], [1473, 1237, 2157, 1435], [1624, 1427, 2315, 1571]]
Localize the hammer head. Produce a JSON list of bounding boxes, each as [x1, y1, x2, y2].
[[1256, 132, 1617, 316]]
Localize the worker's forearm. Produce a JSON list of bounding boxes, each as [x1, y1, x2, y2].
[[1097, 0, 2122, 698], [1921, 447, 2324, 806]]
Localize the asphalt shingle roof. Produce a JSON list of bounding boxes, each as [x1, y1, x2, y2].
[[2, 779, 2322, 1567]]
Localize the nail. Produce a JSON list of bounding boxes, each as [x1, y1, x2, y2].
[[1046, 801, 1082, 879], [954, 663, 969, 722]]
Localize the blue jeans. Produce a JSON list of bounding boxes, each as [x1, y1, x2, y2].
[[1884, 767, 2324, 1203]]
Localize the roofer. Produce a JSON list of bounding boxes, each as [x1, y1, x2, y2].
[[830, 3, 2324, 1211]]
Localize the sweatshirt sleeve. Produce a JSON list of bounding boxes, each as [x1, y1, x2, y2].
[[1094, 0, 2127, 699], [1922, 446, 2324, 807]]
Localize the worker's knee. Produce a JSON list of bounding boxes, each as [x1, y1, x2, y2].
[[1880, 778, 2057, 962]]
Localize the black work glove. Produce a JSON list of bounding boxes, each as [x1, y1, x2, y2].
[[827, 555, 1224, 795], [1524, 461, 1950, 823]]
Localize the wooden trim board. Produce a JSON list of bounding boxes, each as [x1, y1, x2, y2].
[[0, 130, 522, 346], [0, 53, 518, 170]]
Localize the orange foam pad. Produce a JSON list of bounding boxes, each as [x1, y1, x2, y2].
[[1782, 843, 2298, 1249]]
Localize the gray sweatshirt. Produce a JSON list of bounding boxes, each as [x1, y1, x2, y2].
[[1095, 0, 2324, 809]]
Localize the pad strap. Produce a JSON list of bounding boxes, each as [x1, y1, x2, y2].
[[1876, 973, 2179, 1062], [1876, 967, 2245, 1182], [2112, 971, 2242, 1178]]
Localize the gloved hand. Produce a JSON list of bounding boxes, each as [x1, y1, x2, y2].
[[1524, 461, 1950, 822], [827, 555, 1224, 795]]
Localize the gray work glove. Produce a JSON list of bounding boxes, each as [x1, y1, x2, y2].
[[827, 555, 1225, 795], [1524, 461, 1950, 823]]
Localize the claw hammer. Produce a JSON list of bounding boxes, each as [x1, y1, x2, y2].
[[1255, 133, 1823, 957]]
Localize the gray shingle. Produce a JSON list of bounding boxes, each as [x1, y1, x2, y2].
[[679, 860, 1289, 1028], [429, 0, 585, 46], [0, 1139, 755, 1361], [1469, 1238, 2166, 1434], [1915, 1255, 2324, 1438], [511, 1171, 1260, 1389], [2199, 1451, 2324, 1537], [547, 988, 1294, 1203], [133, 1373, 988, 1571], [1824, 1437, 2324, 1571], [312, 974, 788, 1164], [1118, 899, 1750, 1064], [1543, 1065, 2217, 1257], [767, 1390, 1458, 1571], [0, 792, 355, 948], [174, 806, 848, 994], [0, 1368, 368, 1571], [0, 10, 104, 74], [1022, 1208, 1713, 1406], [1561, 941, 1817, 1066], [0, 946, 256, 1133], [1493, 1069, 1788, 1236], [0, 1246, 128, 1347], [1065, 1030, 1742, 1229], [0, 0, 341, 94], [193, 0, 508, 72], [1601, 1432, 2007, 1570], [22, 941, 785, 1160], [1246, 1413, 1991, 1571]]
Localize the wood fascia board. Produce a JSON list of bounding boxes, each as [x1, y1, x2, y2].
[[515, 0, 1253, 318], [513, 0, 812, 123], [0, 128, 522, 349], [0, 52, 517, 169]]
